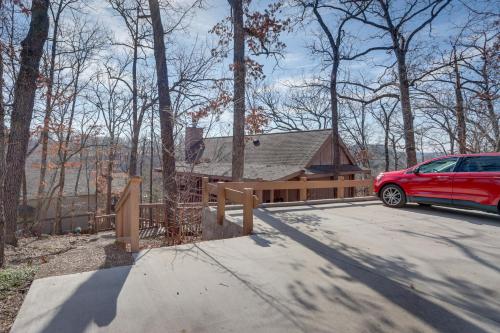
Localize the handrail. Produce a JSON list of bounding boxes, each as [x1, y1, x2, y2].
[[91, 213, 116, 233], [201, 176, 373, 236], [94, 213, 116, 218], [139, 202, 203, 208], [115, 176, 141, 211], [215, 178, 372, 191]]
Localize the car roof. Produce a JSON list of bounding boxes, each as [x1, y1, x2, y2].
[[444, 152, 500, 158], [414, 152, 500, 167]]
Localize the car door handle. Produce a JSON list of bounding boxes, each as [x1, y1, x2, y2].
[[437, 176, 449, 180]]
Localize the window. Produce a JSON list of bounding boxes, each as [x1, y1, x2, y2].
[[458, 156, 500, 172], [418, 158, 459, 174]]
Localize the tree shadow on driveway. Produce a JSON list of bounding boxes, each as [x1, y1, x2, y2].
[[399, 205, 500, 227], [254, 208, 492, 333], [39, 244, 132, 333]]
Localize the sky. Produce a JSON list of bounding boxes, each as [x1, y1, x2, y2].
[[72, 0, 500, 146]]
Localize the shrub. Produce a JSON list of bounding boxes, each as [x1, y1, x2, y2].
[[0, 267, 36, 296]]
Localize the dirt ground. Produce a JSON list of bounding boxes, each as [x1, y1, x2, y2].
[[1, 232, 133, 333]]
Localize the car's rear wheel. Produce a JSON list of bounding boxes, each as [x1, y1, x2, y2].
[[381, 184, 406, 208]]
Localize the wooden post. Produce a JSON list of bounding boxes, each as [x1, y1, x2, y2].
[[129, 177, 141, 252], [202, 177, 209, 207], [299, 176, 307, 201], [115, 210, 122, 239], [256, 189, 263, 202], [337, 175, 345, 199], [243, 188, 253, 235], [269, 189, 274, 203], [216, 182, 226, 225], [255, 178, 263, 203]]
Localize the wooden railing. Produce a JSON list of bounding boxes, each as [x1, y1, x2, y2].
[[115, 176, 142, 252], [138, 203, 164, 229], [90, 213, 116, 233], [202, 177, 259, 235], [202, 176, 373, 235], [138, 202, 203, 244]]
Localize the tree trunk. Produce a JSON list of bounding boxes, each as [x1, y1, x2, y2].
[[148, 0, 178, 239], [0, 28, 6, 266], [106, 142, 114, 214], [74, 149, 83, 195], [395, 49, 417, 167], [481, 61, 499, 151], [139, 138, 146, 201], [128, 17, 140, 176], [150, 110, 154, 203], [22, 169, 28, 216], [3, 0, 50, 246], [129, 129, 140, 176], [449, 132, 455, 155], [55, 70, 79, 234], [486, 98, 500, 152], [453, 50, 467, 154], [384, 125, 389, 172], [330, 63, 341, 176], [391, 135, 399, 170], [230, 0, 245, 181], [54, 163, 66, 234], [37, 0, 63, 202]]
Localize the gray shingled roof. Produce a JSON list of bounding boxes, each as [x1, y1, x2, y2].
[[177, 162, 304, 181], [199, 130, 332, 166], [178, 129, 358, 181]]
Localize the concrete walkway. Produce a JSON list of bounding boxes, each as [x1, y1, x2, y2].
[[11, 201, 500, 332]]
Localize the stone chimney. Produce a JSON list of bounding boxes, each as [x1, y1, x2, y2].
[[185, 126, 203, 163]]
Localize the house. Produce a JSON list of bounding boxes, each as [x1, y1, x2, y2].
[[176, 127, 371, 203]]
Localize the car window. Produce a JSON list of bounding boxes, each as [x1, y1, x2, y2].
[[418, 158, 459, 174], [458, 156, 500, 172]]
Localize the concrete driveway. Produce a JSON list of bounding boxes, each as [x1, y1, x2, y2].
[[11, 201, 500, 332]]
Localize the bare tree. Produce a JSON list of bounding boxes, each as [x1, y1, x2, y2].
[[371, 100, 398, 171], [37, 0, 80, 207], [50, 19, 105, 233], [251, 82, 332, 131], [108, 0, 157, 176], [294, 0, 388, 174], [3, 0, 50, 246], [0, 0, 6, 266], [148, 0, 179, 238], [88, 62, 130, 214], [341, 0, 452, 166], [212, 0, 289, 180], [453, 47, 467, 153], [340, 99, 372, 168], [460, 20, 499, 151], [228, 0, 245, 180]]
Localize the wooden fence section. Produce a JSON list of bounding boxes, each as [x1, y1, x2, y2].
[[202, 176, 373, 236], [90, 213, 116, 233], [115, 176, 141, 252], [139, 203, 164, 229], [138, 202, 203, 244]]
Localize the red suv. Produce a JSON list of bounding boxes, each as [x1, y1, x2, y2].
[[374, 153, 500, 214]]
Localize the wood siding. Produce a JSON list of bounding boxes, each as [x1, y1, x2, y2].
[[307, 136, 352, 166]]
